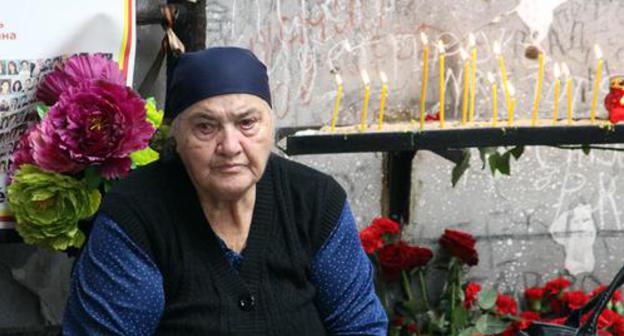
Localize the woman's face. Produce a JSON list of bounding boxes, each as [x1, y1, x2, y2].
[[1, 82, 9, 93], [8, 63, 16, 73], [174, 94, 274, 201]]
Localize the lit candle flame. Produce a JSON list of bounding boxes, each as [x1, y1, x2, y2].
[[459, 47, 469, 60], [437, 40, 445, 54], [379, 71, 388, 83], [420, 32, 428, 46], [594, 44, 603, 59], [554, 62, 561, 79], [487, 72, 495, 84], [468, 33, 476, 47], [335, 74, 343, 86], [493, 41, 501, 55], [508, 82, 515, 96], [360, 69, 370, 85]]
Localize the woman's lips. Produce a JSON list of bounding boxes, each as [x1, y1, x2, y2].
[[213, 163, 244, 173]]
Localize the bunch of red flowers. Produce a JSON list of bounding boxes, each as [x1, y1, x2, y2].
[[521, 277, 624, 335], [461, 276, 624, 336], [359, 217, 433, 280], [359, 219, 483, 335]]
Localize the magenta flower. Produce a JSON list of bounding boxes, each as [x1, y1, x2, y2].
[[10, 127, 36, 174], [36, 54, 125, 105], [33, 80, 154, 179]]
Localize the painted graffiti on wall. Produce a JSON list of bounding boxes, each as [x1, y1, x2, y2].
[[205, 0, 623, 128]]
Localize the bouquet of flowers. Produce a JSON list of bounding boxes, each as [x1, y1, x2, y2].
[[6, 54, 164, 251], [360, 218, 624, 335]]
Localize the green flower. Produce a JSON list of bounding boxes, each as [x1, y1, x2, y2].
[[145, 97, 164, 128], [7, 165, 101, 250], [130, 97, 163, 167]]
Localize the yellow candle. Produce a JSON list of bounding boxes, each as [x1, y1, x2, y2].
[[531, 52, 545, 126], [360, 70, 371, 130], [378, 71, 388, 130], [508, 82, 516, 126], [419, 32, 429, 129], [493, 41, 511, 116], [488, 73, 497, 126], [460, 48, 469, 124], [438, 40, 445, 128], [590, 44, 603, 124], [562, 63, 573, 124], [553, 63, 561, 124], [468, 33, 477, 124], [331, 74, 343, 131]]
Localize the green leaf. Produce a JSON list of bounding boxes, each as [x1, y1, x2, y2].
[[451, 150, 471, 187], [130, 147, 160, 167], [83, 166, 103, 189], [582, 144, 591, 156], [458, 327, 479, 336], [498, 152, 511, 175], [475, 314, 510, 335], [477, 288, 498, 310], [36, 104, 49, 120], [478, 147, 498, 169], [615, 301, 624, 315], [145, 97, 164, 129], [453, 305, 470, 330], [488, 153, 499, 175], [488, 152, 511, 176], [509, 145, 524, 160]]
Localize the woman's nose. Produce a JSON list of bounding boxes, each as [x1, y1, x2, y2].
[[216, 126, 243, 156]]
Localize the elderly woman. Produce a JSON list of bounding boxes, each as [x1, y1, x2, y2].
[[63, 47, 387, 335]]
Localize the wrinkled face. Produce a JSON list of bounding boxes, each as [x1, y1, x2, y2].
[[174, 94, 274, 201], [610, 76, 624, 90]]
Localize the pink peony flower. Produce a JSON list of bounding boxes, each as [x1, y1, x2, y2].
[[36, 54, 125, 105], [33, 80, 154, 178]]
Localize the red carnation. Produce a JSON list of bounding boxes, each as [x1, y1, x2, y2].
[[598, 309, 621, 330], [495, 294, 518, 316], [563, 290, 589, 310], [591, 285, 623, 304], [611, 314, 624, 335], [464, 282, 481, 309], [525, 287, 546, 301], [544, 277, 571, 296], [407, 323, 418, 334], [378, 241, 433, 280], [438, 229, 479, 266], [359, 226, 384, 254], [370, 217, 400, 237], [517, 311, 541, 330]]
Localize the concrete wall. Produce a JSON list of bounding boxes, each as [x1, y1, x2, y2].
[[202, 0, 624, 292]]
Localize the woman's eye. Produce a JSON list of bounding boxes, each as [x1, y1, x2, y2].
[[196, 122, 215, 134], [239, 118, 257, 130]]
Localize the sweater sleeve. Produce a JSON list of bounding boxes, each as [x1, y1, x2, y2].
[[63, 214, 164, 335], [310, 202, 388, 335]]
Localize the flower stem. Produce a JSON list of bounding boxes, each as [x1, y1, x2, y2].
[[418, 268, 431, 311], [401, 270, 414, 301]]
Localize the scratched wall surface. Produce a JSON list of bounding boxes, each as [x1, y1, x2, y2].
[[205, 0, 624, 290]]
